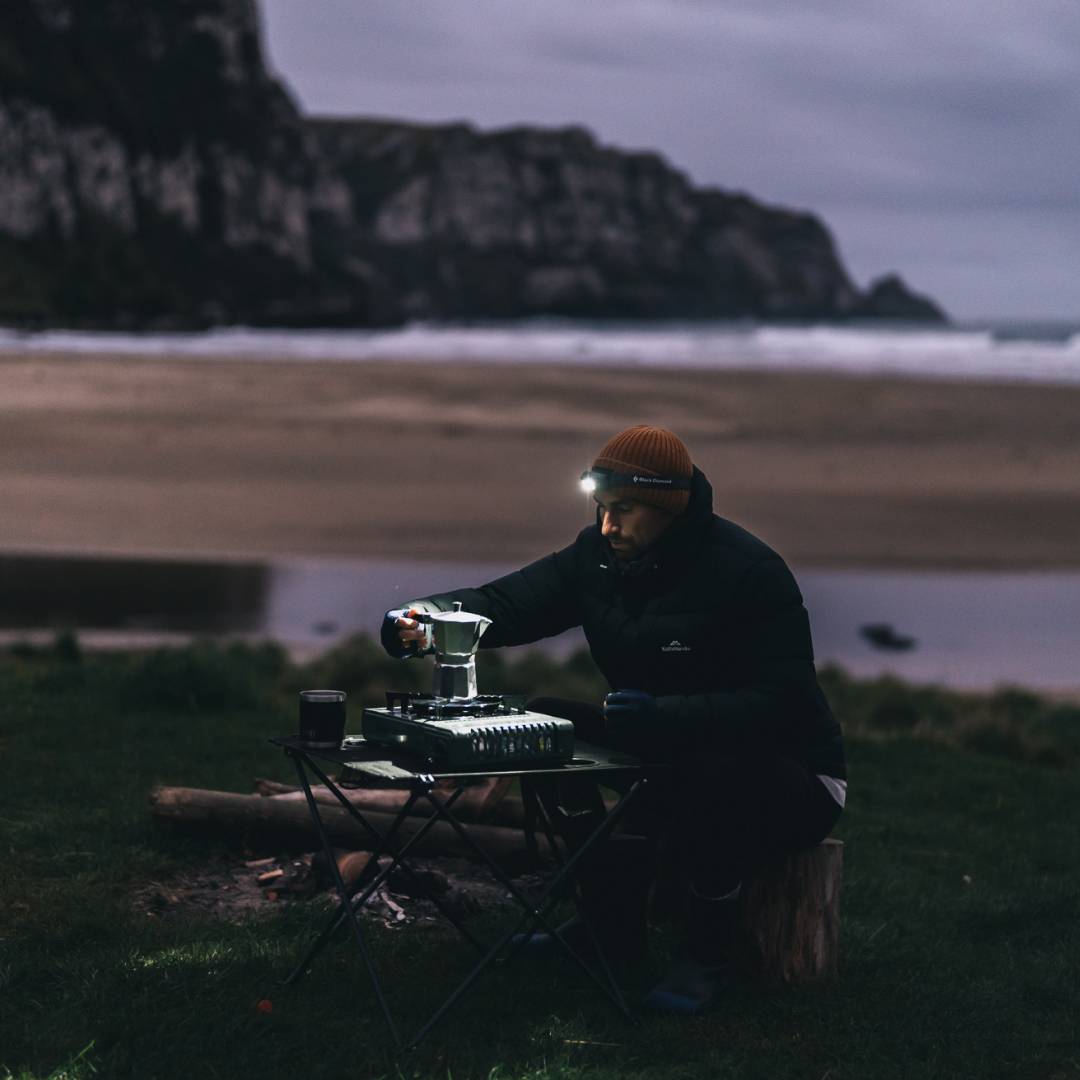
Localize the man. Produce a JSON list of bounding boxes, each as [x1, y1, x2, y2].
[[381, 424, 845, 1013]]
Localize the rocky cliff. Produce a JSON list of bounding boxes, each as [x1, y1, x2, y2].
[[0, 0, 381, 326], [0, 0, 945, 327]]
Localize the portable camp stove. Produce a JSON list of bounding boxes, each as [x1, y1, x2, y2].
[[360, 602, 574, 767], [361, 690, 575, 768]]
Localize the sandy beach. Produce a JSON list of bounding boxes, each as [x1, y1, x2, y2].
[[2, 350, 1079, 570]]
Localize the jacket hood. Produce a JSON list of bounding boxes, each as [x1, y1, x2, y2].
[[601, 465, 714, 577], [684, 465, 714, 522]]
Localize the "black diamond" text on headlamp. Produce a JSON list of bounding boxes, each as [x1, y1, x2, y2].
[[579, 467, 692, 495]]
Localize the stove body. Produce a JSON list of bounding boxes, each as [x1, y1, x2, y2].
[[361, 691, 575, 769]]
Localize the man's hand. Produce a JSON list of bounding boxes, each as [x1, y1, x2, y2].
[[380, 607, 433, 658], [603, 689, 658, 743]]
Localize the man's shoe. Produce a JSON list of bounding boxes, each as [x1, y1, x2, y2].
[[511, 914, 592, 955], [642, 955, 736, 1014], [510, 908, 648, 965]]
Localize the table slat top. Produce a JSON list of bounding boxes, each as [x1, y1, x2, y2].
[[270, 734, 656, 785]]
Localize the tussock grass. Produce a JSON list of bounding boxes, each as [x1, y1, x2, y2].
[[1, 635, 1078, 1079], [818, 666, 1080, 766]]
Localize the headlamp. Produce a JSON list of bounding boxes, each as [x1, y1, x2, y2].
[[578, 467, 692, 493]]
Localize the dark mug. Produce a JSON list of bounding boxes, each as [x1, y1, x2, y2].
[[298, 689, 347, 747]]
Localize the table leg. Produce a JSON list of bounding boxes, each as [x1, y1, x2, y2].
[[288, 750, 402, 1051], [283, 784, 431, 986], [521, 778, 563, 867], [515, 777, 632, 1014], [509, 779, 571, 954], [299, 758, 488, 956], [403, 778, 645, 1050]]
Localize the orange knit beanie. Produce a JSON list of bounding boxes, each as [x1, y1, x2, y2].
[[590, 425, 693, 515]]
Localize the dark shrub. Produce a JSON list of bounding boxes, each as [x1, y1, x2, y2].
[[955, 717, 1058, 765], [867, 679, 925, 731], [53, 629, 82, 664], [123, 642, 262, 712], [989, 687, 1043, 724], [296, 634, 427, 705]]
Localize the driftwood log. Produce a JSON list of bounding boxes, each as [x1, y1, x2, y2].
[[149, 785, 552, 861], [252, 777, 614, 831], [738, 838, 844, 984], [252, 775, 514, 823]]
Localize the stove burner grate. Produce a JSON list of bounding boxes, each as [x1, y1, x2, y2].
[[385, 691, 525, 719]]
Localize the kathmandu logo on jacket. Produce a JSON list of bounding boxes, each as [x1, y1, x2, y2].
[[661, 639, 692, 653]]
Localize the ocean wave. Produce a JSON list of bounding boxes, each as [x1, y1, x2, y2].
[[2, 321, 1080, 384]]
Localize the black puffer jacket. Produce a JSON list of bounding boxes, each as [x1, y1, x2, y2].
[[389, 467, 845, 779]]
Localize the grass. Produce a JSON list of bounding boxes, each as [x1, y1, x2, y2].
[[1, 634, 1078, 1079]]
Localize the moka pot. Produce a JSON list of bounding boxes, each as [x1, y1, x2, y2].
[[427, 601, 492, 699]]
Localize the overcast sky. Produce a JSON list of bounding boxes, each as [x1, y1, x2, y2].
[[260, 0, 1079, 321]]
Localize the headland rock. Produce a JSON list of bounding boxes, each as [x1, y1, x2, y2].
[[0, 0, 946, 328]]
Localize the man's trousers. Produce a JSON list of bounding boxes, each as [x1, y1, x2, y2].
[[527, 696, 842, 898]]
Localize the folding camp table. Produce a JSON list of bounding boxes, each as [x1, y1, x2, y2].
[[271, 735, 652, 1052]]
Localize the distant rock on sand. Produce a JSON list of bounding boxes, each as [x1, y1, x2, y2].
[[860, 623, 918, 651], [0, 0, 948, 330]]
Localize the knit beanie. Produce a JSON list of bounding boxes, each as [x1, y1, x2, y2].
[[590, 425, 693, 515]]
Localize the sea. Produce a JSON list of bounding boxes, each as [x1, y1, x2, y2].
[[3, 317, 1080, 690], [1, 318, 1079, 384]]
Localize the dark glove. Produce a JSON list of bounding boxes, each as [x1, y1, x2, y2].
[[381, 609, 410, 658], [380, 606, 432, 659], [603, 689, 658, 745]]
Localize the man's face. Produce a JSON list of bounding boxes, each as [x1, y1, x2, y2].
[[593, 493, 675, 561]]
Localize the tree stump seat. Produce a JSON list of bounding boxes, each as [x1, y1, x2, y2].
[[738, 837, 844, 984]]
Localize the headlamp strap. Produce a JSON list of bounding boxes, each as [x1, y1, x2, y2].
[[580, 467, 692, 491]]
